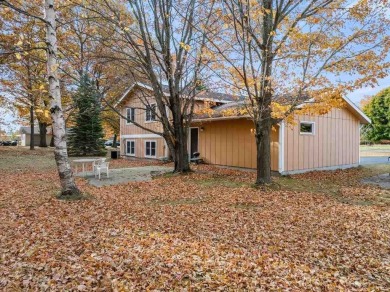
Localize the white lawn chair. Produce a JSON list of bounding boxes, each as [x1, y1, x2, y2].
[[92, 158, 106, 175], [94, 159, 109, 180]]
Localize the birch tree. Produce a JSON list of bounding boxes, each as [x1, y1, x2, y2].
[[44, 0, 80, 196], [1, 0, 80, 196]]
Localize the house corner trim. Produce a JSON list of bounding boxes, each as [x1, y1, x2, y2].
[[278, 121, 285, 173]]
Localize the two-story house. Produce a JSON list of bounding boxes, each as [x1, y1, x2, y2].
[[116, 82, 370, 174]]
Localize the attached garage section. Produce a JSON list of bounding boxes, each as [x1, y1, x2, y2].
[[191, 118, 279, 171], [282, 107, 361, 174]]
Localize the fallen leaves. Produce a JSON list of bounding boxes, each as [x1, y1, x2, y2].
[[0, 148, 389, 290]]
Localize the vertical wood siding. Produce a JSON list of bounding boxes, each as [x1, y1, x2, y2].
[[120, 91, 164, 136], [283, 107, 360, 172], [119, 90, 206, 159], [120, 91, 208, 136], [193, 119, 279, 171]]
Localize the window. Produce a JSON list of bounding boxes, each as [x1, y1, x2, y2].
[[126, 140, 135, 156], [145, 104, 156, 122], [300, 122, 315, 135], [126, 108, 135, 124], [145, 141, 156, 157]]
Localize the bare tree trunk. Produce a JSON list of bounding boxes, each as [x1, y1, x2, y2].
[[255, 0, 273, 185], [50, 127, 55, 147], [171, 101, 190, 173], [30, 105, 35, 150], [44, 0, 79, 196], [112, 133, 117, 149], [39, 122, 48, 147], [255, 114, 272, 184], [173, 128, 190, 172]]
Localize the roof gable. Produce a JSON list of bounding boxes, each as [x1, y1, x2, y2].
[[342, 96, 371, 124], [115, 82, 240, 107]]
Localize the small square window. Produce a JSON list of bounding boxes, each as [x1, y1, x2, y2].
[[300, 122, 314, 134]]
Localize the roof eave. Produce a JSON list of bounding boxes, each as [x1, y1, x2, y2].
[[342, 96, 371, 124], [192, 115, 250, 122], [115, 82, 169, 108]]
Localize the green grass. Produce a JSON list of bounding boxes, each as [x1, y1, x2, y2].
[[360, 144, 390, 152], [360, 164, 390, 176], [0, 149, 56, 172]]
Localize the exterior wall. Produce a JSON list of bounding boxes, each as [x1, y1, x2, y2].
[[120, 91, 164, 136], [192, 119, 279, 171], [283, 107, 360, 173], [120, 91, 208, 136], [119, 89, 212, 159], [118, 87, 361, 173], [121, 137, 166, 159], [21, 134, 52, 146]]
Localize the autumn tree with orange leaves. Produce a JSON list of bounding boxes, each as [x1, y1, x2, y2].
[[205, 0, 390, 184], [0, 1, 52, 148], [77, 0, 216, 173], [1, 0, 81, 196]]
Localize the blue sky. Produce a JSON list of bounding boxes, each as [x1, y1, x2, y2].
[[347, 75, 390, 103]]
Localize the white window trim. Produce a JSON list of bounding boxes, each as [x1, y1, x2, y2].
[[144, 140, 157, 158], [145, 103, 157, 123], [126, 108, 135, 125], [299, 121, 315, 135], [126, 139, 136, 156]]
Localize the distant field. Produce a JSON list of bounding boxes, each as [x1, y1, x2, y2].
[[360, 144, 390, 157]]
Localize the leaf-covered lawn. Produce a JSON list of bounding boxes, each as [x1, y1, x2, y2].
[[0, 147, 389, 290]]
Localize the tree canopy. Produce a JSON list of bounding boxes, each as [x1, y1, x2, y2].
[[362, 88, 390, 142]]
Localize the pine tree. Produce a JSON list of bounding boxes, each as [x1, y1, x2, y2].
[[68, 74, 106, 156]]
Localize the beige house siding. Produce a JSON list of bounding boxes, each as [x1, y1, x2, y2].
[[119, 91, 209, 137], [119, 89, 213, 159], [283, 107, 360, 173], [118, 85, 365, 174], [120, 91, 164, 136], [192, 119, 279, 171]]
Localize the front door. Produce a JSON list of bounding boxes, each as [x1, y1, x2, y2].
[[190, 128, 199, 158]]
